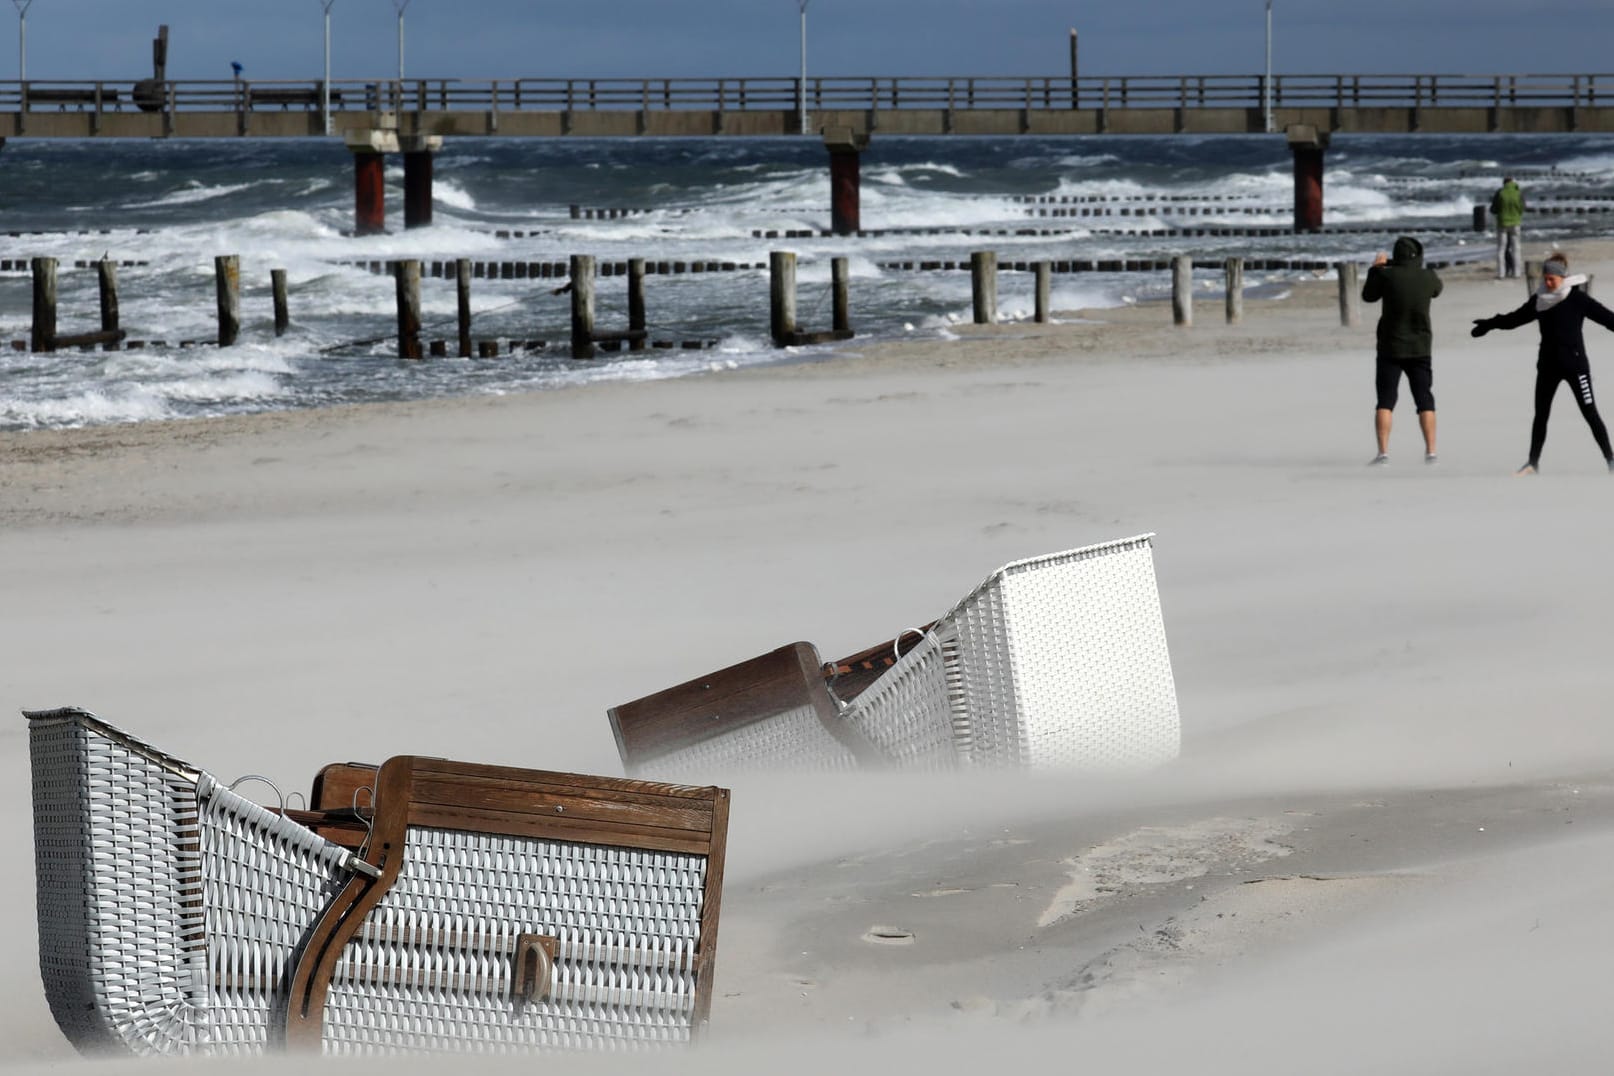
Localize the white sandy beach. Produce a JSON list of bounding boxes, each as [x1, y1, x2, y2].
[[5, 239, 1614, 1072]]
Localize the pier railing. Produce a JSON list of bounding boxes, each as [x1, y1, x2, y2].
[[0, 73, 1610, 118]]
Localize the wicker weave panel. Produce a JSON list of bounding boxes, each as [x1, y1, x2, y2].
[[993, 541, 1180, 768], [634, 703, 859, 780], [195, 775, 356, 1053], [30, 717, 204, 1056], [323, 827, 708, 1053], [944, 577, 1023, 765], [938, 537, 1180, 768], [838, 636, 960, 769], [843, 535, 1180, 771]]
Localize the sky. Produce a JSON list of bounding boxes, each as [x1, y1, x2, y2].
[[6, 1, 1614, 85]]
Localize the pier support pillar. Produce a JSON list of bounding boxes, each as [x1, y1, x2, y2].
[[824, 127, 870, 236], [346, 128, 401, 237], [402, 135, 443, 230], [1287, 124, 1329, 233], [353, 152, 387, 235]]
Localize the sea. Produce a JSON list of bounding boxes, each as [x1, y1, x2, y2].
[[3, 132, 1613, 431]]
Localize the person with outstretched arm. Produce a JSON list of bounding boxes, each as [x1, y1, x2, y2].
[[1471, 251, 1614, 475], [1362, 236, 1443, 465]]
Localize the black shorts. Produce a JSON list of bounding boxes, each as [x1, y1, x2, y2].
[[1375, 356, 1434, 412]]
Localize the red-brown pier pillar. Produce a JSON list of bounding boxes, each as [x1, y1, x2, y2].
[[823, 126, 870, 236], [402, 135, 443, 230], [354, 152, 386, 235], [346, 129, 401, 236], [1287, 124, 1329, 233]]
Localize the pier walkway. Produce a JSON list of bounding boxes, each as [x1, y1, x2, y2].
[[2, 73, 1612, 139], [4, 72, 1610, 235]]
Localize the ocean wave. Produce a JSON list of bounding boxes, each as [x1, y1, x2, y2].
[[0, 386, 174, 430], [155, 370, 288, 403], [116, 180, 267, 210], [434, 180, 478, 212]]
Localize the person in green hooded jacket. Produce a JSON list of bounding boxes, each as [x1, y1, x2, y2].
[[1361, 236, 1444, 465], [1491, 177, 1525, 279]]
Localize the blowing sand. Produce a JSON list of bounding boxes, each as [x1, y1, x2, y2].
[[5, 241, 1614, 1072]]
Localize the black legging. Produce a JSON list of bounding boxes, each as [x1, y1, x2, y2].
[[1529, 366, 1614, 465]]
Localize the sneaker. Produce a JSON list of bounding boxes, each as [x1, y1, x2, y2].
[[1424, 453, 1438, 465], [1515, 462, 1538, 476], [1368, 453, 1389, 467]]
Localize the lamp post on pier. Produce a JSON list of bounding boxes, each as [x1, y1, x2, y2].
[[320, 0, 335, 135], [1263, 0, 1274, 133], [393, 0, 410, 86], [797, 0, 809, 136], [12, 0, 32, 83]]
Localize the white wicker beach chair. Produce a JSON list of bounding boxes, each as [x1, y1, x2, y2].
[[841, 534, 1180, 769], [28, 708, 729, 1057], [609, 534, 1180, 775]]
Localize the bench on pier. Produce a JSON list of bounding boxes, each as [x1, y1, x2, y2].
[[24, 88, 120, 110], [248, 87, 343, 110]]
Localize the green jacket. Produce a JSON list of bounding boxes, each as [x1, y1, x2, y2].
[[1491, 180, 1525, 228], [1361, 236, 1443, 359]]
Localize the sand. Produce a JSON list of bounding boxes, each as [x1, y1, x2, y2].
[[5, 239, 1614, 1071]]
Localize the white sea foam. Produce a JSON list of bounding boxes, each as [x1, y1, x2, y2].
[[433, 180, 477, 212], [0, 386, 174, 429], [116, 180, 265, 209], [154, 370, 288, 403]]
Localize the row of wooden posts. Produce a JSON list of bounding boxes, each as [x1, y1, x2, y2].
[[24, 256, 284, 353], [19, 251, 852, 358], [960, 252, 1537, 329], [19, 249, 1534, 359]]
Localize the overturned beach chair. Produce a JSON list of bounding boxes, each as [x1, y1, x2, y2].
[[610, 534, 1181, 778], [28, 708, 729, 1057]]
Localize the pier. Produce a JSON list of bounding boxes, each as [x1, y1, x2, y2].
[[3, 70, 1611, 235]]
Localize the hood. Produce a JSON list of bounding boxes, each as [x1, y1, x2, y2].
[[1391, 236, 1425, 267]]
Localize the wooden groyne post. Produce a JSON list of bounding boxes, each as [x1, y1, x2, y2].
[[770, 250, 797, 346], [271, 268, 289, 336], [628, 257, 647, 351], [394, 258, 422, 359], [31, 257, 56, 353], [456, 258, 472, 357], [215, 255, 240, 347], [98, 258, 121, 350], [1336, 261, 1359, 327], [1171, 255, 1192, 327], [571, 254, 596, 360], [1034, 261, 1051, 324], [971, 252, 997, 325], [770, 250, 854, 346], [1224, 257, 1244, 324], [832, 256, 850, 333]]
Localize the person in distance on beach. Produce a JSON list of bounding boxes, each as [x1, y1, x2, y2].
[[1490, 176, 1526, 279], [1361, 235, 1443, 466], [1471, 251, 1614, 475]]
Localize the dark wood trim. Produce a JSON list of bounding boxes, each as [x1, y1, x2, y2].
[[284, 756, 413, 1051], [692, 786, 730, 1032], [609, 641, 885, 770]]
